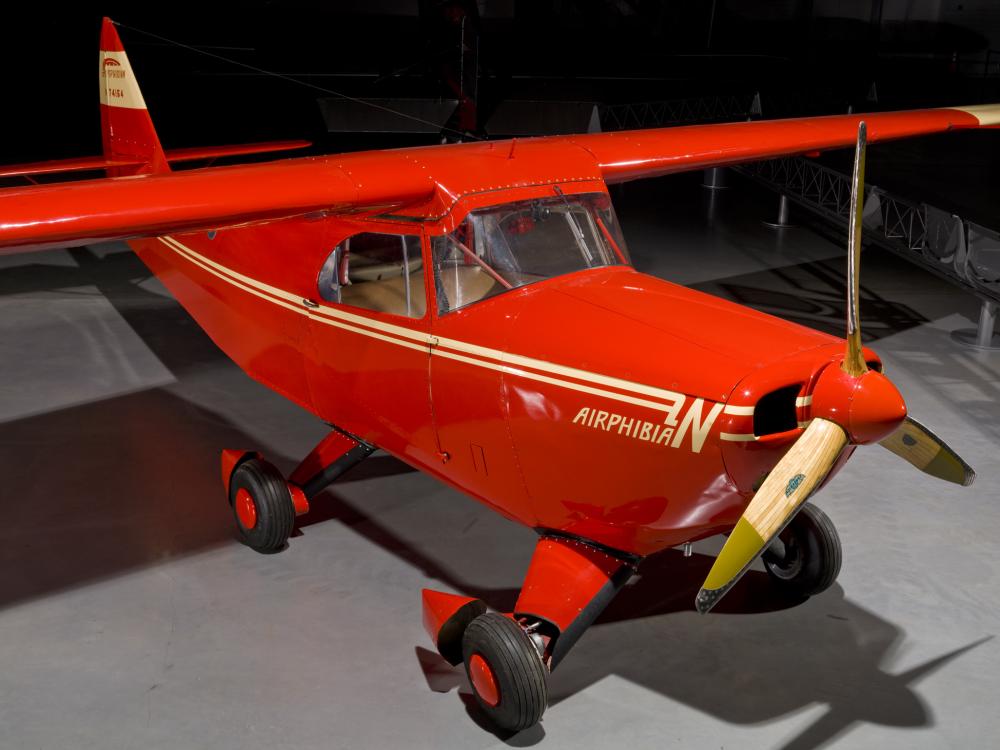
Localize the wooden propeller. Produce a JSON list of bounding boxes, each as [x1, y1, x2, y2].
[[843, 120, 868, 378], [880, 415, 976, 486], [696, 121, 973, 614], [696, 418, 848, 613], [696, 123, 871, 613]]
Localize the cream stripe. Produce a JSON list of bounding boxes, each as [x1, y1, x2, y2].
[[795, 395, 813, 407], [435, 349, 685, 414], [433, 336, 686, 405], [163, 235, 689, 405], [311, 315, 428, 353], [162, 236, 302, 305], [159, 238, 304, 316], [722, 404, 754, 416], [159, 237, 427, 352], [720, 433, 757, 442], [159, 234, 710, 413]]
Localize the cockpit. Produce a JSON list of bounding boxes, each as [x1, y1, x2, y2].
[[317, 190, 629, 318], [432, 192, 630, 313]]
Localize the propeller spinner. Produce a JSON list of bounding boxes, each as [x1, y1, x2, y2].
[[696, 122, 976, 614]]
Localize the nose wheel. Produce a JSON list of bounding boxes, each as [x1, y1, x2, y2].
[[462, 613, 549, 732], [762, 501, 842, 598], [228, 458, 296, 553]]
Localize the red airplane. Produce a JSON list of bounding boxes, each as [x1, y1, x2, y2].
[[0, 18, 983, 732]]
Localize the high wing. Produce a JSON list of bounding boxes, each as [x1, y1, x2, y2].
[[0, 15, 998, 255], [571, 104, 1000, 183], [0, 157, 435, 254], [2, 104, 998, 256]]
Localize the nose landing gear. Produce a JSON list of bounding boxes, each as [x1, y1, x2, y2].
[[422, 535, 637, 732], [762, 501, 842, 598], [462, 613, 548, 732]]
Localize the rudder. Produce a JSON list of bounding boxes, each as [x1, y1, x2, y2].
[[99, 18, 169, 176]]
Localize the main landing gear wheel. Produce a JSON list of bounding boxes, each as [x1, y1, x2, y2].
[[229, 458, 295, 554], [462, 613, 548, 732], [762, 501, 842, 598]]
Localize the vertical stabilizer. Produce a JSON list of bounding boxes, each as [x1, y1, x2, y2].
[[99, 18, 169, 175]]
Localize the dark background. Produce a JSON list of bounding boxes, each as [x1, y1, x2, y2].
[[4, 1, 1000, 163]]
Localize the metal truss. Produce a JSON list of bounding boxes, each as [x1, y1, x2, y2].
[[598, 93, 756, 130], [597, 90, 1000, 338], [741, 157, 857, 228], [736, 156, 1000, 307]]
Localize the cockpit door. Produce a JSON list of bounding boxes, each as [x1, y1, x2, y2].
[[427, 235, 534, 525], [303, 224, 436, 465]]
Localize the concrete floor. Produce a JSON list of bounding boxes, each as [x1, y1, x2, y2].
[[0, 172, 997, 749]]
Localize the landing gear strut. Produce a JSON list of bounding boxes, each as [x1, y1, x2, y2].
[[422, 535, 637, 732]]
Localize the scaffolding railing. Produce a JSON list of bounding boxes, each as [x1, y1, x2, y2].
[[597, 91, 1000, 346], [598, 93, 758, 131], [736, 155, 1000, 345]]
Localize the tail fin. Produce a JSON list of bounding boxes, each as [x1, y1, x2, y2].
[[99, 18, 169, 176]]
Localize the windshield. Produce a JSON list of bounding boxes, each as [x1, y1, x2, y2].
[[432, 192, 629, 313]]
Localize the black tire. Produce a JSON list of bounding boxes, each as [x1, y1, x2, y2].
[[462, 613, 548, 732], [229, 458, 295, 554], [762, 502, 842, 598]]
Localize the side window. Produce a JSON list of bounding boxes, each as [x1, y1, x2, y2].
[[318, 232, 425, 318]]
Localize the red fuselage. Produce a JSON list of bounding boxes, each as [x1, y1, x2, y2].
[[128, 173, 874, 558]]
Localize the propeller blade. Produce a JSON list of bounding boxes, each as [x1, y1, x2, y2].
[[844, 120, 868, 377], [696, 418, 849, 614], [880, 415, 976, 486]]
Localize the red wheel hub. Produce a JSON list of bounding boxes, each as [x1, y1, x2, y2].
[[469, 653, 500, 707], [235, 488, 258, 530]]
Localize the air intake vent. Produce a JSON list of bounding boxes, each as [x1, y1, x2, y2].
[[753, 385, 801, 436]]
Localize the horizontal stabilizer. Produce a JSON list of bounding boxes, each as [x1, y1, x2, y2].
[[164, 140, 312, 163], [0, 156, 145, 179], [0, 141, 312, 180]]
